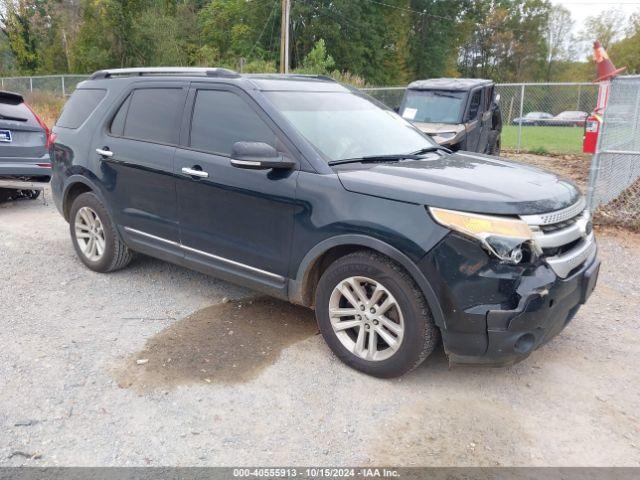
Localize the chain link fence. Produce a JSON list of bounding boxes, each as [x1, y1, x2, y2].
[[588, 75, 640, 230], [0, 74, 89, 97], [363, 83, 598, 154]]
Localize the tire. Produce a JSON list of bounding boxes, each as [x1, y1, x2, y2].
[[69, 192, 134, 272], [315, 250, 439, 378], [491, 137, 501, 156], [23, 190, 40, 200], [0, 188, 12, 202]]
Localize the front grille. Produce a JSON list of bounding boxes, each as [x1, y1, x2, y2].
[[521, 199, 595, 278], [539, 216, 580, 233]]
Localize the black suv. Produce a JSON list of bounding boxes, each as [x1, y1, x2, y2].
[[51, 68, 599, 378]]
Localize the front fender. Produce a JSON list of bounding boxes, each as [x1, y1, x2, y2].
[[288, 234, 446, 328]]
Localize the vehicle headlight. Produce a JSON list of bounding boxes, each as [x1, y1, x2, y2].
[[437, 132, 456, 140], [429, 207, 540, 264]]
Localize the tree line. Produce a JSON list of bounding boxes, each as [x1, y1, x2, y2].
[[0, 0, 638, 85]]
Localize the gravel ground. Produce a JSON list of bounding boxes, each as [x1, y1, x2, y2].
[[1, 188, 639, 467]]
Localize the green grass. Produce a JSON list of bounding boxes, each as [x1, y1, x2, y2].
[[501, 125, 584, 154]]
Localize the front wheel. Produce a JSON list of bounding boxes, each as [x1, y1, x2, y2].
[[315, 251, 439, 378]]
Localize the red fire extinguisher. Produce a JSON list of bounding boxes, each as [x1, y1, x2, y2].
[[583, 109, 603, 154]]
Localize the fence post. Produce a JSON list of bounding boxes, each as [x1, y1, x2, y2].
[[61, 76, 66, 97], [516, 84, 525, 152], [576, 84, 582, 111], [29, 77, 33, 92]]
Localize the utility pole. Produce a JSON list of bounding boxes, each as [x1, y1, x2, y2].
[[279, 0, 291, 73]]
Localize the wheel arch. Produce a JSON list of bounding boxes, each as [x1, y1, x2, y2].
[[61, 175, 106, 221], [288, 234, 446, 328]]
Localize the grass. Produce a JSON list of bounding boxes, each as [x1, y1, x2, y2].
[[501, 125, 584, 154], [23, 92, 66, 129]]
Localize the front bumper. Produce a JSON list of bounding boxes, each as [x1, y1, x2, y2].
[[419, 233, 600, 366]]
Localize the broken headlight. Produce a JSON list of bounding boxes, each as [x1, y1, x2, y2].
[[429, 207, 541, 264]]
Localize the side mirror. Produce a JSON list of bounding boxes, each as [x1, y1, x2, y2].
[[230, 141, 295, 170], [393, 106, 400, 113], [495, 93, 501, 103]]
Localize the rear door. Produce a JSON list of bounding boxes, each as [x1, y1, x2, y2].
[[93, 82, 187, 253], [0, 94, 46, 164]]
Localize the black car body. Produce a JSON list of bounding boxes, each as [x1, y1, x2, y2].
[[398, 78, 502, 154], [0, 91, 52, 200], [50, 68, 599, 377]]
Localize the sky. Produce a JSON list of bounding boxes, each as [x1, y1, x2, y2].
[[551, 0, 640, 58]]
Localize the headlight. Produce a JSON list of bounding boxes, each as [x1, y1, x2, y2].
[[429, 207, 540, 264], [437, 132, 456, 140]]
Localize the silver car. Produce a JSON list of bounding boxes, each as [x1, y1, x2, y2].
[[0, 91, 52, 201]]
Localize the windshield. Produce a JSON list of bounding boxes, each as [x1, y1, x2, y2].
[[264, 91, 435, 162], [400, 90, 466, 124]]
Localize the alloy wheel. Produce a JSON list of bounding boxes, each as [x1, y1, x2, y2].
[[74, 206, 106, 262], [328, 276, 404, 361]]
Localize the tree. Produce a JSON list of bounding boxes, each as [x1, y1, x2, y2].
[[545, 4, 574, 80], [295, 38, 334, 74], [0, 0, 40, 72], [580, 9, 626, 50]]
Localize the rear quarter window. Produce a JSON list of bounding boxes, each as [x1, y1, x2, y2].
[[56, 89, 106, 129]]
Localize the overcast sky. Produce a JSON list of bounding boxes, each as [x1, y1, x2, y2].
[[551, 0, 640, 58], [552, 0, 639, 26]]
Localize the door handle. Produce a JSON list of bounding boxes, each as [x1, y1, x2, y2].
[[96, 148, 113, 158], [181, 167, 209, 179]]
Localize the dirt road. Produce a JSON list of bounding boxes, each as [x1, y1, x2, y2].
[[1, 190, 639, 466]]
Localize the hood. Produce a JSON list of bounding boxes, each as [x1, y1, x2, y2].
[[336, 151, 581, 215], [412, 122, 464, 135]]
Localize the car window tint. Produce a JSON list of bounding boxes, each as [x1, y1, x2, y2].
[[56, 89, 106, 129], [190, 90, 276, 156], [110, 94, 131, 136], [123, 88, 184, 144], [468, 90, 481, 119]]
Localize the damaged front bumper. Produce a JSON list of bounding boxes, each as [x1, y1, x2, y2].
[[419, 233, 600, 366]]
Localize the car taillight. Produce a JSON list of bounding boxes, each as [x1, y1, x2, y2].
[[24, 102, 53, 150]]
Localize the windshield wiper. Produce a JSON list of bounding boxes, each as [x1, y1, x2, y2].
[[328, 153, 423, 166], [410, 145, 452, 155]]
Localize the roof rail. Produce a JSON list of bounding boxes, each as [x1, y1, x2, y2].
[[90, 67, 240, 80]]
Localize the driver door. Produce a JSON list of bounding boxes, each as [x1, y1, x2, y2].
[[464, 88, 482, 152], [174, 85, 298, 293]]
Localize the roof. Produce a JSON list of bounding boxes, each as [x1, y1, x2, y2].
[[407, 78, 493, 91]]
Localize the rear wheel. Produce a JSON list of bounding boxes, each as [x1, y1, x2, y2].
[[69, 192, 133, 272], [23, 190, 40, 200], [315, 251, 439, 378]]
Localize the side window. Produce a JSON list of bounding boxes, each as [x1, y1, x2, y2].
[[56, 89, 106, 129], [121, 88, 184, 144], [109, 94, 131, 136], [467, 90, 481, 120], [190, 90, 276, 156]]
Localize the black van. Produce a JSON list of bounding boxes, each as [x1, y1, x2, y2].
[[50, 68, 598, 377]]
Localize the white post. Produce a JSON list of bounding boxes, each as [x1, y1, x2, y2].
[[29, 77, 33, 92], [61, 76, 66, 97]]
